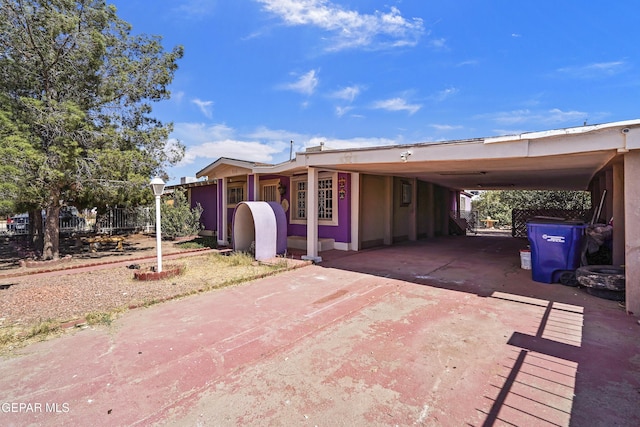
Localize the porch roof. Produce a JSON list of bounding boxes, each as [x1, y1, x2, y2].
[[253, 119, 640, 191]]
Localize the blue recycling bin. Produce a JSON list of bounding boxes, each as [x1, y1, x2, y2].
[[526, 219, 586, 283]]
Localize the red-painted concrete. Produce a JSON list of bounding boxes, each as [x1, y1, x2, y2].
[[0, 235, 638, 426]]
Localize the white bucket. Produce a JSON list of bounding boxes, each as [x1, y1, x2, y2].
[[520, 249, 531, 270]]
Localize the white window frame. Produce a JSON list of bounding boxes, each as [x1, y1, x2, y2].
[[259, 178, 281, 203], [290, 172, 338, 226], [227, 183, 245, 207]]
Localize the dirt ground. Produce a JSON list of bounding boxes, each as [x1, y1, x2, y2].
[[1, 233, 281, 352], [0, 232, 202, 276]]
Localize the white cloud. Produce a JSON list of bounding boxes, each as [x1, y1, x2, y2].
[[456, 59, 479, 67], [430, 124, 463, 131], [433, 87, 459, 102], [479, 108, 588, 126], [372, 97, 421, 115], [305, 136, 397, 150], [543, 108, 588, 124], [170, 122, 399, 167], [282, 70, 319, 95], [173, 123, 234, 143], [182, 140, 282, 165], [257, 0, 424, 51], [428, 38, 447, 50], [174, 0, 217, 19], [192, 99, 214, 118], [557, 61, 627, 79], [171, 122, 285, 166], [330, 85, 362, 102], [246, 126, 305, 142], [171, 91, 185, 104], [335, 106, 353, 117]]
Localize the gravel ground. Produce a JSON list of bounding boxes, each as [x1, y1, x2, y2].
[[0, 235, 303, 349]]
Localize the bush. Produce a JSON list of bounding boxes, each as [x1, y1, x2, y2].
[[473, 190, 592, 226], [155, 189, 203, 239], [176, 236, 217, 249]]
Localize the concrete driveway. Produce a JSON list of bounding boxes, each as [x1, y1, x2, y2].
[[1, 235, 638, 426]]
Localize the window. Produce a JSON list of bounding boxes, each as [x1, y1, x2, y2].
[[292, 180, 307, 220], [291, 172, 338, 226], [260, 179, 281, 203], [318, 177, 333, 220], [262, 184, 278, 202], [401, 181, 412, 206], [227, 185, 244, 206]]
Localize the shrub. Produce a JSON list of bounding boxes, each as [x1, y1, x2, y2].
[[155, 189, 203, 239]]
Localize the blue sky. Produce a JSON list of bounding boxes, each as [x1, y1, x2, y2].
[[110, 0, 640, 184]]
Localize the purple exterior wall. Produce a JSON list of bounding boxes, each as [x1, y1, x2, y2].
[[248, 175, 255, 201], [190, 185, 217, 232], [287, 173, 351, 244]]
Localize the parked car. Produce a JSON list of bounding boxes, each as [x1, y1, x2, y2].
[[7, 213, 29, 233], [7, 208, 87, 233]]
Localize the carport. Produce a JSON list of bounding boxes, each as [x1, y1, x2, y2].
[[260, 120, 640, 315]]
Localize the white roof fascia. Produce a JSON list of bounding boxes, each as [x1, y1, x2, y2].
[[196, 158, 258, 178], [253, 158, 303, 175], [484, 119, 640, 144]]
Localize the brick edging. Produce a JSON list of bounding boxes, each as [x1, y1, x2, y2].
[[0, 248, 214, 280]]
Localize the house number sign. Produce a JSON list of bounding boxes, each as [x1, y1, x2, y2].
[[338, 177, 347, 200]]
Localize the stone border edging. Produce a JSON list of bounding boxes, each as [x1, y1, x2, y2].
[[133, 264, 186, 281], [0, 247, 213, 280]]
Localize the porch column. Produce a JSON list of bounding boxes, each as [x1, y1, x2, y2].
[[605, 169, 613, 223], [426, 183, 435, 238], [409, 178, 418, 241], [612, 162, 624, 266], [624, 152, 640, 315], [384, 176, 393, 245], [440, 188, 451, 236], [302, 167, 322, 263], [218, 178, 228, 246], [350, 173, 360, 251]]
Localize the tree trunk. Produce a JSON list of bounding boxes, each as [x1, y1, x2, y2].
[[30, 209, 44, 258], [42, 195, 61, 260]]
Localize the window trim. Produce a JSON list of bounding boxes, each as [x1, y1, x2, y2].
[[226, 182, 246, 207], [259, 178, 281, 203], [290, 172, 338, 226]]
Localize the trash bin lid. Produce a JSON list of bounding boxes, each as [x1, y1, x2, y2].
[[527, 216, 585, 225]]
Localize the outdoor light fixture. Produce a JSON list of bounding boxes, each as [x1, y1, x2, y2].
[[400, 150, 413, 162], [150, 177, 165, 273]]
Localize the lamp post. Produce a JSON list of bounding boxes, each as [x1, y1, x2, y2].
[[150, 177, 165, 273]]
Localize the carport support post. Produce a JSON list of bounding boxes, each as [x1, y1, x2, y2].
[[605, 170, 613, 225], [350, 172, 360, 251], [425, 183, 435, 238], [612, 162, 625, 266], [624, 152, 640, 315], [302, 167, 322, 263], [409, 178, 418, 241]]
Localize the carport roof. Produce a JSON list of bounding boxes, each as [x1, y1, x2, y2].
[[252, 119, 640, 191]]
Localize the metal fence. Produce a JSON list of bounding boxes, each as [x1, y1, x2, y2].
[[95, 207, 152, 234], [1, 207, 153, 236], [511, 209, 592, 238]]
